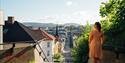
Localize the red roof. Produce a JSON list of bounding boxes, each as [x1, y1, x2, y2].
[[33, 28, 56, 41]]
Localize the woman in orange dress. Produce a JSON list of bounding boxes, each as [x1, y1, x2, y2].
[[89, 22, 104, 63]]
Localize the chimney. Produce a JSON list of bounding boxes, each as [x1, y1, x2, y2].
[[7, 16, 14, 24], [0, 10, 4, 50], [38, 27, 41, 30]]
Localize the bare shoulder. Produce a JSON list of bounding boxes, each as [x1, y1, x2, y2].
[[100, 31, 104, 36]]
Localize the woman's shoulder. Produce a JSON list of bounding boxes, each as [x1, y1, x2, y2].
[[100, 31, 104, 36], [90, 29, 97, 36], [100, 31, 104, 34]]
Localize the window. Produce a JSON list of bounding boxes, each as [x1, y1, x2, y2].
[[47, 42, 50, 47], [3, 29, 8, 34], [47, 51, 50, 56]]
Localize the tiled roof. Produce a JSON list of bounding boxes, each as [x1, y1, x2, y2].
[[18, 22, 44, 41], [3, 21, 44, 43], [33, 28, 56, 41]]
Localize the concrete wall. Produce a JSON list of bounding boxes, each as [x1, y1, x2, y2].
[[0, 43, 45, 63], [0, 41, 54, 63], [3, 43, 31, 49], [0, 47, 35, 63]]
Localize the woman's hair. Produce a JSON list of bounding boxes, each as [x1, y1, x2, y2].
[[94, 22, 101, 32]]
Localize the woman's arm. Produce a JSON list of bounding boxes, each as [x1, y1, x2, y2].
[[89, 31, 93, 44], [101, 32, 105, 45]]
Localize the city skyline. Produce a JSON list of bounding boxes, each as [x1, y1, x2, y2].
[[0, 0, 108, 25]]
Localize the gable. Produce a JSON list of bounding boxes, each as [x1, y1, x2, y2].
[[3, 21, 34, 43]]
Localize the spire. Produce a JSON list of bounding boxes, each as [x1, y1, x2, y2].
[[55, 24, 59, 41], [55, 24, 58, 37]]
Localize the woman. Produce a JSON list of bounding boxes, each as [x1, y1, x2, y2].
[[89, 22, 104, 63]]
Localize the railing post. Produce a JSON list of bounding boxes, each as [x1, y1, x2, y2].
[[115, 47, 119, 59], [12, 43, 15, 48]]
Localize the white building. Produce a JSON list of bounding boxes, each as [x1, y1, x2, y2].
[[33, 28, 56, 62]]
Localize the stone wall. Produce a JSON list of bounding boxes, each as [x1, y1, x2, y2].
[[88, 50, 125, 63], [102, 50, 125, 63]]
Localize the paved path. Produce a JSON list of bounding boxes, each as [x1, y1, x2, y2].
[[61, 41, 73, 63]]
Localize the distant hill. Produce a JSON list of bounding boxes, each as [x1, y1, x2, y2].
[[63, 23, 80, 27], [23, 22, 56, 28], [23, 22, 81, 28]]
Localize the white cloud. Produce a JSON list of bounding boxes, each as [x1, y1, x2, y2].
[[66, 1, 73, 6], [39, 16, 56, 21], [19, 10, 100, 25], [101, 0, 108, 2], [36, 10, 100, 25]]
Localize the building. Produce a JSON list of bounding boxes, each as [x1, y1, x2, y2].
[[0, 16, 54, 63], [33, 28, 56, 62], [65, 31, 73, 48]]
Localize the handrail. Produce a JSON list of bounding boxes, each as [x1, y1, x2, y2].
[[34, 40, 49, 62], [0, 40, 50, 62]]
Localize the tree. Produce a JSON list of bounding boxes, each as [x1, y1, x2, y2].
[[100, 0, 125, 50], [82, 21, 91, 35], [53, 53, 62, 62], [72, 21, 91, 63]]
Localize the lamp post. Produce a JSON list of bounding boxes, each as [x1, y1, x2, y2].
[[0, 10, 4, 50]]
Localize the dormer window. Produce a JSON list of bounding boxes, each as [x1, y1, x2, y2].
[[3, 29, 8, 34]]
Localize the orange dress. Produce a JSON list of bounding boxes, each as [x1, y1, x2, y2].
[[89, 28, 104, 59]]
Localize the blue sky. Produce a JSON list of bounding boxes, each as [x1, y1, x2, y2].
[[0, 0, 108, 25]]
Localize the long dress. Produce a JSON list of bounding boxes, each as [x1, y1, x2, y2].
[[89, 28, 104, 59]]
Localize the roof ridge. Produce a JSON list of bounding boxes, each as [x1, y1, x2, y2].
[[17, 22, 43, 41], [40, 29, 56, 40]]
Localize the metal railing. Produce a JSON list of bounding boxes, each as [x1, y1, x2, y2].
[[0, 40, 50, 62]]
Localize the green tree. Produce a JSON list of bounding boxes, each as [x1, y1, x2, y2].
[[100, 0, 125, 49], [53, 53, 61, 62], [72, 21, 91, 63], [83, 21, 91, 35]]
